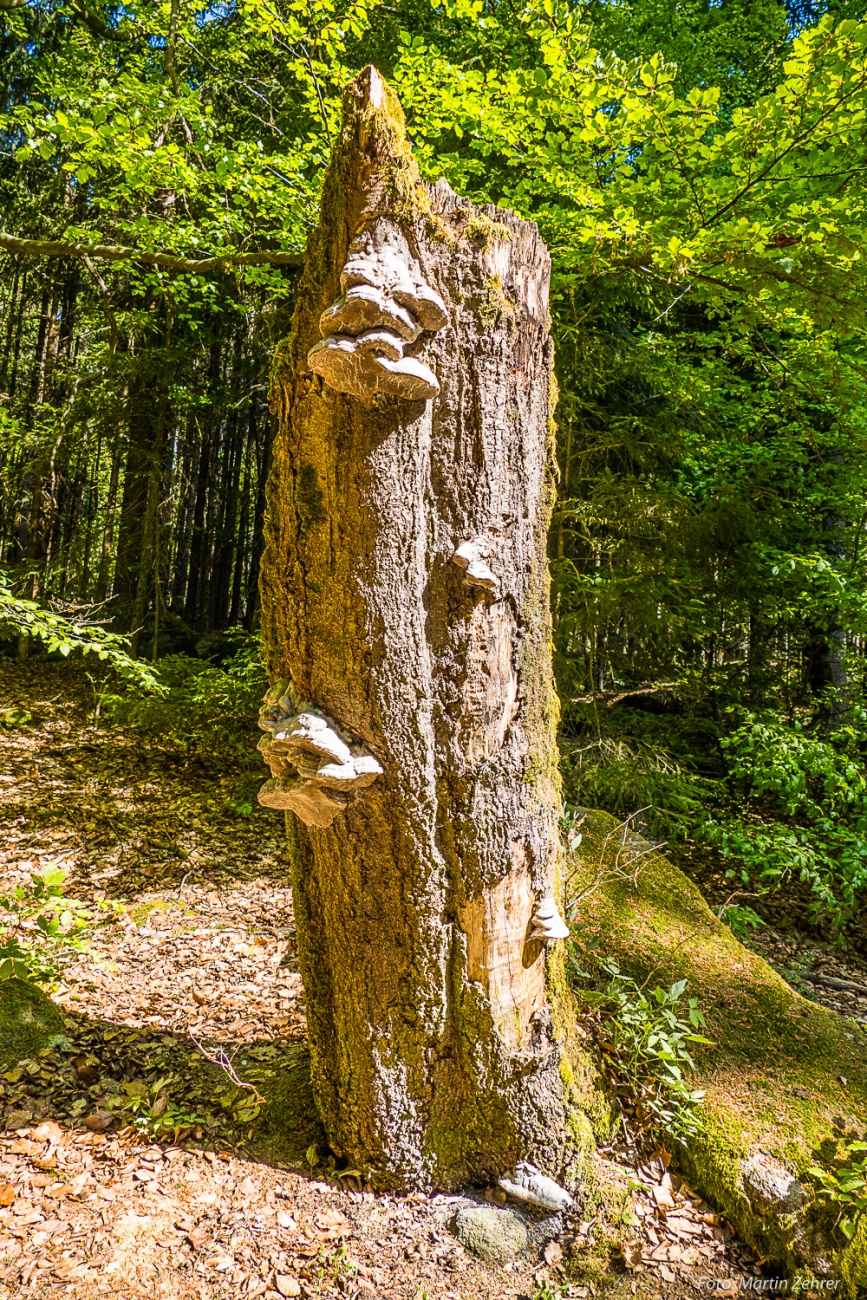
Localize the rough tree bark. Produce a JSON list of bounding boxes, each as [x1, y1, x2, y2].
[[259, 66, 596, 1191]]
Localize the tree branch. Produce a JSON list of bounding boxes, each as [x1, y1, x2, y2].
[[68, 0, 135, 42], [0, 0, 29, 10], [0, 230, 305, 275]]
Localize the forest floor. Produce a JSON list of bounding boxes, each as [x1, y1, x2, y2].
[[0, 659, 861, 1300]]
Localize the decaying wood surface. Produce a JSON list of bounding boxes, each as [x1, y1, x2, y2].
[[260, 65, 592, 1190]]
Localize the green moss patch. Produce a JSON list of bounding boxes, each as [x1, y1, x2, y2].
[[0, 979, 69, 1075], [570, 809, 867, 1292]]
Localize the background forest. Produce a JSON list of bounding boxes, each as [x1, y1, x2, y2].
[[4, 0, 867, 938]]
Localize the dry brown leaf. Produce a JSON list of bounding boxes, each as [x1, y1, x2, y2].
[[275, 1276, 302, 1297], [542, 1240, 563, 1267], [276, 1210, 297, 1230], [0, 1185, 15, 1207], [619, 1239, 642, 1270], [31, 1122, 62, 1145], [315, 1208, 348, 1230], [84, 1111, 114, 1132]]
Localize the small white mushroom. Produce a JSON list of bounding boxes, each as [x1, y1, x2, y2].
[[320, 288, 420, 343], [464, 559, 498, 591], [314, 760, 363, 788], [391, 280, 448, 333], [312, 237, 446, 401], [294, 711, 329, 732], [529, 895, 570, 943], [451, 541, 498, 592], [351, 754, 385, 786], [258, 777, 350, 828], [451, 540, 481, 570], [530, 897, 570, 942], [498, 1161, 575, 1212], [353, 328, 405, 362]]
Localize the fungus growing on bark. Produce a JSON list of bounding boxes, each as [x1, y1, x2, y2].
[[308, 221, 447, 400], [451, 540, 499, 593], [529, 896, 570, 943], [498, 1161, 575, 1212], [257, 679, 383, 827]]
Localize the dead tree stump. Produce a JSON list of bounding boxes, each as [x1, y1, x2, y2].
[[259, 66, 595, 1190]]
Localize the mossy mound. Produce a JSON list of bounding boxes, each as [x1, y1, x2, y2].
[[571, 809, 867, 1294], [0, 979, 69, 1073]]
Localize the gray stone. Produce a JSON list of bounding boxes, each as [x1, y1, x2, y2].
[[741, 1153, 807, 1214], [453, 1206, 528, 1261]]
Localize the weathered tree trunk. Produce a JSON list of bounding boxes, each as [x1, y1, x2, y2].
[[259, 67, 593, 1191]]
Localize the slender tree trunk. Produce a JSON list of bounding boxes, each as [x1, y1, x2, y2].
[[806, 505, 850, 730], [95, 437, 122, 601], [260, 68, 592, 1191], [245, 406, 274, 630]]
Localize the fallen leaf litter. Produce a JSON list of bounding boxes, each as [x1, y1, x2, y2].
[[0, 659, 765, 1298]]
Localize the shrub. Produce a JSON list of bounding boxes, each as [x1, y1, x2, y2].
[[100, 631, 267, 769]]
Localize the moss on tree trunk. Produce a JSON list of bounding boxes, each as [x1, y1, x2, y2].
[[259, 67, 598, 1190]]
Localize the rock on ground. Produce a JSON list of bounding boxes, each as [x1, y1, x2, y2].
[[453, 1205, 528, 1261]]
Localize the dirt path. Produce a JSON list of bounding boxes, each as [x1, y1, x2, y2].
[[0, 658, 765, 1299]]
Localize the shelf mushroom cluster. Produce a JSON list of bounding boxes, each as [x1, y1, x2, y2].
[[529, 895, 571, 944], [308, 229, 447, 401], [257, 679, 383, 828]]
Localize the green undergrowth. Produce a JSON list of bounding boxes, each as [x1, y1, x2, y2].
[[568, 807, 867, 1292], [98, 633, 267, 769], [560, 699, 867, 937]]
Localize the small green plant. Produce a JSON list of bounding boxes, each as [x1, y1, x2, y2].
[[100, 632, 267, 768], [808, 1139, 867, 1242], [590, 961, 713, 1144], [532, 1282, 568, 1300], [719, 903, 766, 942], [698, 710, 867, 932], [0, 864, 120, 984], [123, 1078, 204, 1142]]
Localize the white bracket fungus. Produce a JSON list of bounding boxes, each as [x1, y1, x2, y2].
[[257, 678, 383, 828], [529, 896, 570, 944], [498, 1161, 575, 1212], [308, 225, 447, 400], [451, 540, 498, 593]]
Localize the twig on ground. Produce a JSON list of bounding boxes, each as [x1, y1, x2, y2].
[[190, 1035, 265, 1105]]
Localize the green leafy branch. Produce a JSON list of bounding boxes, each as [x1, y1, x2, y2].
[[0, 864, 122, 985], [0, 574, 165, 694]]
